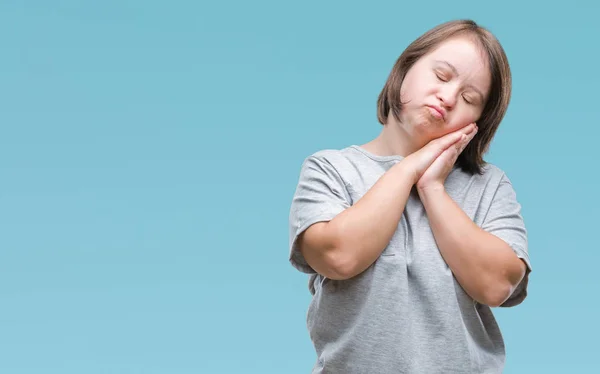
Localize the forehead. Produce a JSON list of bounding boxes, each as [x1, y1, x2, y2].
[[427, 37, 488, 67]]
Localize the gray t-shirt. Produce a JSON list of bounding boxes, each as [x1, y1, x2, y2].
[[288, 145, 532, 374]]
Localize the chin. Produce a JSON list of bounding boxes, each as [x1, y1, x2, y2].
[[413, 110, 444, 134]]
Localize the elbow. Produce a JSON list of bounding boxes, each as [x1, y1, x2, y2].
[[480, 254, 527, 307], [318, 221, 361, 280], [480, 282, 514, 308], [300, 220, 361, 280], [321, 249, 360, 280]]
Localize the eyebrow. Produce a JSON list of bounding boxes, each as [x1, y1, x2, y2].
[[435, 60, 485, 101]]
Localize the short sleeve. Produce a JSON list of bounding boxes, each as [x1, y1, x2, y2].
[[481, 173, 532, 307], [288, 155, 352, 274]]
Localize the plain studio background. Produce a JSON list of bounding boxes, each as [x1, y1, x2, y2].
[[1, 1, 598, 373]]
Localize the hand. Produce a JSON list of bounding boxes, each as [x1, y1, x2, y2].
[[403, 123, 477, 184], [416, 123, 478, 193]]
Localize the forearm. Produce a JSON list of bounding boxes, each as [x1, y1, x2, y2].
[[418, 186, 526, 306], [328, 161, 415, 279]]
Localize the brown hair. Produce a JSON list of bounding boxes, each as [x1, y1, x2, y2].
[[376, 19, 512, 174]]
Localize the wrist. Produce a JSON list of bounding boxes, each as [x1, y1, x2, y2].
[[394, 159, 419, 185], [416, 182, 446, 198]]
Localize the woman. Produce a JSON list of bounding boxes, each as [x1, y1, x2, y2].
[[288, 19, 532, 373]]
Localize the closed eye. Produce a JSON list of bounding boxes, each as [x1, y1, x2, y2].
[[435, 70, 450, 82]]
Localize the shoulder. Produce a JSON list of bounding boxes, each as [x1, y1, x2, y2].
[[480, 162, 507, 181], [480, 163, 520, 190], [300, 147, 361, 173], [305, 147, 355, 162], [296, 147, 368, 192], [453, 161, 508, 184], [447, 161, 513, 199]]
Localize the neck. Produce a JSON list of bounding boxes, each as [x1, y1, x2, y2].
[[365, 117, 423, 158]]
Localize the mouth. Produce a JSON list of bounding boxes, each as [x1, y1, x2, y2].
[[426, 105, 445, 121]]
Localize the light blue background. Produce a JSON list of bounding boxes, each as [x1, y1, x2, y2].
[[1, 1, 597, 373]]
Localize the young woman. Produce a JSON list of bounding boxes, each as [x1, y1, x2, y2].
[[288, 19, 531, 373]]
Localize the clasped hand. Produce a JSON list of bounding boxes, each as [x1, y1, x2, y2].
[[405, 123, 478, 193]]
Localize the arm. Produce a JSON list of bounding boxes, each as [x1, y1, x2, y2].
[[300, 161, 414, 280], [417, 186, 527, 307], [298, 125, 475, 280], [415, 124, 528, 307]]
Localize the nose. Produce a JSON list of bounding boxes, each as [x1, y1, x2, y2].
[[437, 85, 458, 109]]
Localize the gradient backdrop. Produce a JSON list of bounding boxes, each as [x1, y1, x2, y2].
[[1, 1, 598, 373]]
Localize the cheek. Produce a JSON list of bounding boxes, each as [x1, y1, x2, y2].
[[400, 79, 424, 106], [452, 107, 480, 126], [399, 81, 410, 102]]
